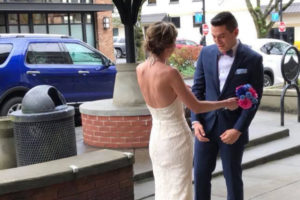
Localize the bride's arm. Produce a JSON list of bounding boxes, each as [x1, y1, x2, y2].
[[168, 68, 237, 113]]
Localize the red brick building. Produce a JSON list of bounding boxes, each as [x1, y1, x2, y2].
[[0, 0, 115, 61]]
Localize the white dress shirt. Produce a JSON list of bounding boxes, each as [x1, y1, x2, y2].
[[218, 40, 239, 92]]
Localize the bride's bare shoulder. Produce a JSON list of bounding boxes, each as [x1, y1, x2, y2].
[[136, 62, 147, 74]]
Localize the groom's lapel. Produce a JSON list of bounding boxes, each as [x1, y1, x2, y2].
[[212, 47, 221, 96], [220, 43, 245, 97]]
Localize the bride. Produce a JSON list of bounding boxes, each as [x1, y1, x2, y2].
[[136, 21, 238, 200]]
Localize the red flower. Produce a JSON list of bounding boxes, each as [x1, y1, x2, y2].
[[249, 87, 258, 98], [238, 98, 252, 109]]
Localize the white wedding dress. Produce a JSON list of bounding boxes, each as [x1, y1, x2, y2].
[[147, 97, 193, 200]]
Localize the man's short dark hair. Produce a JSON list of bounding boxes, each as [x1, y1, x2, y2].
[[211, 11, 238, 32]]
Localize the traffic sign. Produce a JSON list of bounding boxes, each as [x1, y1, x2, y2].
[[202, 24, 209, 35], [271, 12, 279, 22], [194, 13, 203, 24], [278, 21, 286, 32]]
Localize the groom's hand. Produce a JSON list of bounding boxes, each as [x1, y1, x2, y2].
[[220, 129, 241, 144], [193, 122, 209, 142]]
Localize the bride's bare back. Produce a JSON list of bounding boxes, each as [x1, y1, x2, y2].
[[137, 59, 177, 108]]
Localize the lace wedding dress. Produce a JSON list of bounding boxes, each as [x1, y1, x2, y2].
[[147, 97, 193, 200]]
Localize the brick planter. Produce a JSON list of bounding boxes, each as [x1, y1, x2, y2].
[[82, 114, 152, 148], [80, 99, 151, 149]]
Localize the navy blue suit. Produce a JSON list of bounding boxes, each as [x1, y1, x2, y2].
[[192, 42, 264, 200]]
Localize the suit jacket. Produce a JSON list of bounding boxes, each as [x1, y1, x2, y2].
[[191, 41, 264, 144]]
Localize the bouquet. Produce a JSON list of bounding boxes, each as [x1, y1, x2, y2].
[[235, 84, 258, 109]]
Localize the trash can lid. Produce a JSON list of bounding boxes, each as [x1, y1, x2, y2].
[[21, 85, 67, 114]]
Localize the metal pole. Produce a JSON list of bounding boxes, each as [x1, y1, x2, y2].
[[280, 0, 283, 40], [202, 0, 206, 46]]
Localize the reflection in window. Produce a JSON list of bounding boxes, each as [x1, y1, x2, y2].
[[8, 14, 18, 25], [0, 44, 13, 65], [26, 43, 69, 64], [33, 14, 47, 24], [48, 13, 68, 24], [70, 13, 81, 24], [85, 14, 92, 23], [0, 27, 5, 33], [33, 14, 47, 33], [0, 14, 4, 25], [64, 43, 103, 65], [170, 17, 180, 28], [113, 28, 119, 36]]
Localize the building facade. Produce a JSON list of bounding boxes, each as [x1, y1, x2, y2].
[[113, 0, 300, 47], [0, 0, 115, 60]]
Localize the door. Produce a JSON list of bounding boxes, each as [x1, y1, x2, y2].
[[25, 42, 86, 102], [62, 42, 116, 101]]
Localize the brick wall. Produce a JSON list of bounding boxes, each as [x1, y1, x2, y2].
[[82, 114, 152, 148], [94, 0, 115, 62], [0, 166, 134, 200]]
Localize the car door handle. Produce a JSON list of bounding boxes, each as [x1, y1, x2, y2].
[[78, 70, 90, 74], [26, 71, 40, 75]]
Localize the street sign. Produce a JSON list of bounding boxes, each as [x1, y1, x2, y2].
[[202, 24, 209, 35], [271, 12, 280, 22], [278, 21, 286, 32], [195, 13, 203, 24]]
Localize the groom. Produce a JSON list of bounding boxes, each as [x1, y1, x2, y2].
[[191, 11, 264, 200]]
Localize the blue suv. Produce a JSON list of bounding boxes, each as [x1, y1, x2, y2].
[[0, 34, 116, 116]]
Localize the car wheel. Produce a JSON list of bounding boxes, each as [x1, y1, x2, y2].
[[116, 49, 122, 58], [0, 97, 23, 116], [264, 74, 273, 87]]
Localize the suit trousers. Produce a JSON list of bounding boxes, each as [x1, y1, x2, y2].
[[193, 121, 245, 200]]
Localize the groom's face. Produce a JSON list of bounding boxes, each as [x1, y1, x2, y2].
[[211, 24, 238, 53]]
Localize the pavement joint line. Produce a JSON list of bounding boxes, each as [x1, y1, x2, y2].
[[136, 194, 155, 200], [247, 179, 300, 200], [213, 144, 300, 177]]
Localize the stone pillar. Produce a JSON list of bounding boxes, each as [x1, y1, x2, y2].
[[113, 63, 145, 106], [0, 117, 16, 169]]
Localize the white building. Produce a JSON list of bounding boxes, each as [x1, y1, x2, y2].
[[113, 0, 300, 46]]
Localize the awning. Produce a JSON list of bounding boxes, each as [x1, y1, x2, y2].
[[141, 13, 169, 24], [284, 2, 300, 14], [0, 3, 113, 12], [261, 2, 300, 14]]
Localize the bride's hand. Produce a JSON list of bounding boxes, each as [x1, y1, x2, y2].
[[224, 97, 239, 110]]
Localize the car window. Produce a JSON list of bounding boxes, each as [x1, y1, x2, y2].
[[26, 43, 69, 64], [186, 40, 197, 45], [64, 43, 104, 65], [260, 42, 289, 55], [119, 38, 125, 43], [0, 44, 13, 65]]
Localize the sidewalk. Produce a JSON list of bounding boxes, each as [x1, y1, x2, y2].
[[75, 110, 300, 200]]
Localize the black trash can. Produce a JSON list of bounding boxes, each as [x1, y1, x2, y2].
[[10, 85, 77, 166]]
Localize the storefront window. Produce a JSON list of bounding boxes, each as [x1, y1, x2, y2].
[[0, 14, 5, 33], [70, 13, 83, 40], [33, 13, 47, 33], [85, 14, 94, 47], [8, 14, 18, 33], [48, 13, 69, 35], [20, 14, 29, 33]]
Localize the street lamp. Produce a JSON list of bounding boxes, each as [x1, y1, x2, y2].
[[202, 0, 206, 46], [279, 0, 283, 40]]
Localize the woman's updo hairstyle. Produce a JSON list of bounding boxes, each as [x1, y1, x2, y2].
[[144, 21, 178, 56]]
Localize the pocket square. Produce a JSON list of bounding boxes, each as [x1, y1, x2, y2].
[[235, 68, 248, 75]]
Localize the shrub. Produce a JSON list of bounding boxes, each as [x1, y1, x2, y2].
[[168, 46, 202, 77]]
